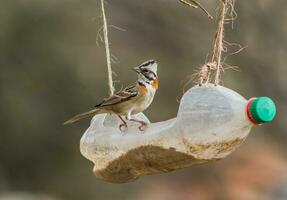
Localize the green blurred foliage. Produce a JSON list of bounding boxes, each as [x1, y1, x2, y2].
[[0, 0, 286, 200]]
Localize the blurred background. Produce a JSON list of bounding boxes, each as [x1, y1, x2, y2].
[[0, 0, 287, 199]]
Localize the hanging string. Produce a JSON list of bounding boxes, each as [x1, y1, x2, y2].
[[211, 0, 228, 85], [196, 0, 234, 86], [100, 0, 115, 96]]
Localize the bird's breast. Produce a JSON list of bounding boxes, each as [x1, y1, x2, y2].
[[132, 85, 155, 114]]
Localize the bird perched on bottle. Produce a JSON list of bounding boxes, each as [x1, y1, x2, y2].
[[64, 59, 158, 131]]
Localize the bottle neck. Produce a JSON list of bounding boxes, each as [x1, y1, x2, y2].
[[246, 98, 260, 125]]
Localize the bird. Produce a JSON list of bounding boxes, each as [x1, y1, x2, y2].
[[63, 59, 158, 131]]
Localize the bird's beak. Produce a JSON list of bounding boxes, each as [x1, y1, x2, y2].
[[133, 66, 140, 74]]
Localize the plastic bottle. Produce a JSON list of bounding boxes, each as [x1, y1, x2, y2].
[[175, 84, 276, 145], [80, 83, 276, 183]]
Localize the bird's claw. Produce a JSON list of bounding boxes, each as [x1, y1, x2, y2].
[[119, 123, 128, 132], [138, 122, 147, 132]]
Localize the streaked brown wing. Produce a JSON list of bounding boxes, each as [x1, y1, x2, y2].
[[95, 84, 138, 108]]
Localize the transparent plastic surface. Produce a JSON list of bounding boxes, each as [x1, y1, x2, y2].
[[80, 84, 253, 182]]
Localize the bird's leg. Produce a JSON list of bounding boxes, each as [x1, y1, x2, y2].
[[117, 115, 127, 131], [125, 114, 147, 132], [131, 119, 147, 131]]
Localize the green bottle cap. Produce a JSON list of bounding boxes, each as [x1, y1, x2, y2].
[[250, 97, 276, 123]]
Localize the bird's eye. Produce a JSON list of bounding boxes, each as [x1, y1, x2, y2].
[[143, 69, 149, 73]]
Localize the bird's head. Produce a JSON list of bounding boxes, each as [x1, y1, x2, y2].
[[133, 59, 158, 82]]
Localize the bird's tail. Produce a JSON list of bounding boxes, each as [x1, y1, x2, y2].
[[63, 108, 103, 125]]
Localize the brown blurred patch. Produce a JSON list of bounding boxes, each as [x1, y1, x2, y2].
[[135, 137, 287, 200]]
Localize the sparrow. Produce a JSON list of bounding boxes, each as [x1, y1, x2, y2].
[[64, 59, 158, 131]]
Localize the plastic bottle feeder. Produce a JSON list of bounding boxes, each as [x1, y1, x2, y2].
[[80, 83, 276, 183]]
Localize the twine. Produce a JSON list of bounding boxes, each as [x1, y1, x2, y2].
[[212, 0, 227, 85], [197, 0, 234, 86], [100, 0, 115, 96]]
